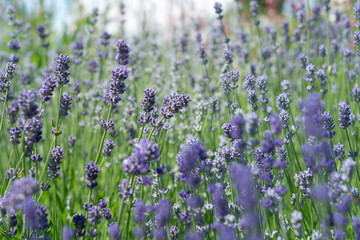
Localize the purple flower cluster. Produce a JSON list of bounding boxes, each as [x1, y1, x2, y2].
[[115, 39, 130, 65], [105, 66, 130, 104], [160, 92, 191, 119], [123, 139, 160, 175]]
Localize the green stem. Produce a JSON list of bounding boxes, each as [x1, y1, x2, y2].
[[94, 103, 113, 165], [0, 88, 9, 137], [39, 136, 56, 183], [1, 148, 14, 194], [148, 116, 164, 140], [138, 113, 147, 141]]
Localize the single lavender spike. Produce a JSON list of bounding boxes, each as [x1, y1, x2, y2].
[[55, 54, 70, 86], [38, 76, 56, 102], [85, 161, 100, 189]]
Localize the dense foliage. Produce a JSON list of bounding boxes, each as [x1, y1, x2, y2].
[[1, 0, 360, 239]]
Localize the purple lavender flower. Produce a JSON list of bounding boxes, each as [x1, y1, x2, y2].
[[62, 226, 73, 240], [38, 76, 56, 102], [18, 114, 43, 156], [295, 169, 313, 198], [3, 177, 38, 212], [9, 212, 17, 227], [246, 88, 258, 111], [102, 139, 115, 157], [230, 165, 260, 237], [208, 184, 229, 218], [88, 205, 102, 225], [261, 47, 272, 61], [72, 41, 84, 65], [155, 200, 172, 227], [291, 210, 303, 237], [60, 93, 72, 116], [118, 179, 133, 199], [115, 39, 130, 65], [354, 31, 360, 45], [32, 203, 49, 230], [101, 32, 112, 46], [223, 115, 245, 140], [123, 139, 160, 175], [85, 161, 99, 189], [322, 112, 335, 138], [9, 127, 21, 144], [7, 40, 20, 51], [301, 141, 333, 171], [333, 143, 346, 161], [336, 195, 352, 213], [352, 85, 360, 103], [250, 0, 259, 17], [214, 2, 223, 19], [338, 102, 353, 129], [303, 64, 317, 91], [197, 44, 208, 64], [73, 214, 86, 237], [8, 212, 17, 235], [257, 75, 268, 104], [87, 59, 99, 73], [141, 89, 157, 112], [48, 146, 65, 179], [36, 24, 49, 40], [55, 54, 70, 86], [68, 135, 76, 153], [221, 75, 231, 94], [178, 33, 188, 52], [31, 154, 42, 163], [269, 114, 282, 134], [298, 53, 307, 68], [276, 93, 291, 111], [223, 49, 233, 64], [108, 222, 121, 240], [5, 62, 15, 80], [105, 66, 130, 104], [343, 48, 353, 62], [18, 89, 39, 119], [170, 226, 179, 239], [134, 200, 147, 224], [318, 44, 327, 57], [160, 92, 191, 119], [243, 74, 256, 90], [353, 216, 360, 239], [354, 2, 360, 21], [102, 208, 112, 220], [302, 93, 326, 138], [7, 100, 19, 124], [176, 139, 207, 175]]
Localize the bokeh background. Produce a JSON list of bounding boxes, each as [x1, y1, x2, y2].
[[0, 0, 356, 41]]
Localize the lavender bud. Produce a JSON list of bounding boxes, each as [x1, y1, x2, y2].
[[85, 161, 100, 189], [55, 54, 70, 86], [60, 93, 72, 116], [102, 139, 115, 157]]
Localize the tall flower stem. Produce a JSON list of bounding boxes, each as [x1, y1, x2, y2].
[[148, 116, 164, 140], [1, 148, 14, 194], [0, 88, 9, 137], [55, 86, 64, 146], [345, 128, 360, 179], [95, 103, 113, 165], [124, 175, 135, 239], [138, 113, 147, 141]]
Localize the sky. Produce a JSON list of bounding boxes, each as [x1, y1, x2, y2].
[[82, 0, 234, 36], [23, 0, 234, 36]]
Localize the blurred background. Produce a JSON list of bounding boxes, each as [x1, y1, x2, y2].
[[0, 0, 357, 41]]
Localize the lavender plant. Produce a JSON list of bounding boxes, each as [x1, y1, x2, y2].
[[1, 0, 360, 239]]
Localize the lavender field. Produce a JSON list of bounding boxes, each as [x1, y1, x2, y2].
[[1, 0, 360, 239]]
